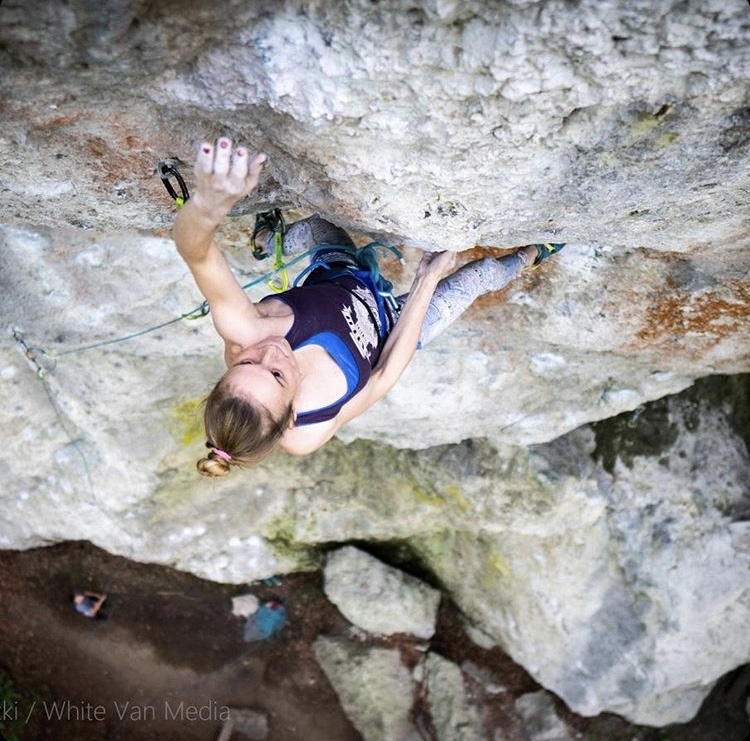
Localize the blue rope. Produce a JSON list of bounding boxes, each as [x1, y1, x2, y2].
[[50, 248, 318, 358], [42, 241, 402, 362]]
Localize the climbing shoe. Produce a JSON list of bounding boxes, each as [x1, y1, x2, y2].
[[532, 243, 565, 266], [251, 208, 285, 260]]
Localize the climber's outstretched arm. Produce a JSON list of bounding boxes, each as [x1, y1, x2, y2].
[[173, 139, 268, 345]]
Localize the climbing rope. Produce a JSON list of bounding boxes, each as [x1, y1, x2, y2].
[[12, 247, 320, 378], [11, 159, 401, 377]]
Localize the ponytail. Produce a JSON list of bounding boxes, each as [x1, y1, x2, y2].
[[197, 381, 294, 477]]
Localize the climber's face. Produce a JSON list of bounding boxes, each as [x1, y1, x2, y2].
[[224, 337, 300, 421]]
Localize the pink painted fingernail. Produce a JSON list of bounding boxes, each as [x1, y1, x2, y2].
[[202, 146, 211, 153], [236, 148, 245, 157], [219, 139, 229, 149]]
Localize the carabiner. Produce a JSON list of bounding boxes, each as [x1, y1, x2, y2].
[[157, 159, 190, 208]]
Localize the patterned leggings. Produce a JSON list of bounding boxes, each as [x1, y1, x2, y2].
[[262, 215, 528, 347]]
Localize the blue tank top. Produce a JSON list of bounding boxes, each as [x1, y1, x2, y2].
[[265, 273, 392, 425]]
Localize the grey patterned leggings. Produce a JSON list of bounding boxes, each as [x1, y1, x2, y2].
[[262, 215, 528, 347]]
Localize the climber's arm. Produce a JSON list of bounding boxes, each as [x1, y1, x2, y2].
[[350, 252, 456, 405], [173, 139, 268, 345]]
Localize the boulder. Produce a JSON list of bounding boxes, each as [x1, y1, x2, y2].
[[313, 636, 420, 741], [421, 652, 486, 741], [324, 546, 441, 639]]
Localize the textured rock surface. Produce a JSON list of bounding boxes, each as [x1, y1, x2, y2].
[[313, 636, 420, 741], [515, 691, 573, 741], [323, 546, 441, 639], [421, 652, 486, 741], [406, 377, 750, 725], [1, 0, 749, 728], [2, 0, 748, 252]]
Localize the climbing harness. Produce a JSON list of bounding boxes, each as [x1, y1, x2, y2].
[[293, 242, 404, 346], [295, 242, 403, 305], [157, 158, 190, 208]]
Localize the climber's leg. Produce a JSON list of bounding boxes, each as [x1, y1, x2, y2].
[[416, 245, 541, 347], [254, 214, 355, 256]]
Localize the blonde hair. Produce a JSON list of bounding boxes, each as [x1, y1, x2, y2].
[[196, 381, 294, 477]]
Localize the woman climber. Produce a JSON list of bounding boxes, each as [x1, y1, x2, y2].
[[173, 138, 563, 477]]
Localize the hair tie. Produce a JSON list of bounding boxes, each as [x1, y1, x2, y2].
[[211, 447, 232, 463]]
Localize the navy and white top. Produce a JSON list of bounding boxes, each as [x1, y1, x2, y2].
[[265, 270, 396, 426]]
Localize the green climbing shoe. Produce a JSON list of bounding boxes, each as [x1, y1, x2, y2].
[[532, 243, 565, 266]]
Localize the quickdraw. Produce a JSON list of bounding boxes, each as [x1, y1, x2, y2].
[[157, 158, 190, 208], [267, 229, 290, 293], [155, 162, 292, 292], [251, 208, 290, 293]]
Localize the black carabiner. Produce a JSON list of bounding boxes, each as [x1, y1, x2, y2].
[[157, 159, 190, 207]]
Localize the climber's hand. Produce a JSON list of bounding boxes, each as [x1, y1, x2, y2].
[[191, 138, 267, 218], [416, 250, 457, 284]]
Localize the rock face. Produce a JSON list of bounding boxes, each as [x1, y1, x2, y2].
[[323, 545, 441, 639], [313, 637, 420, 741], [515, 691, 573, 741], [421, 652, 486, 741], [1, 0, 749, 728]]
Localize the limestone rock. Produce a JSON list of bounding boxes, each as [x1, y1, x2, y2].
[[323, 546, 441, 639], [515, 691, 573, 741], [2, 0, 748, 255], [313, 636, 420, 741], [408, 376, 750, 726], [0, 0, 749, 730], [421, 652, 486, 741]]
